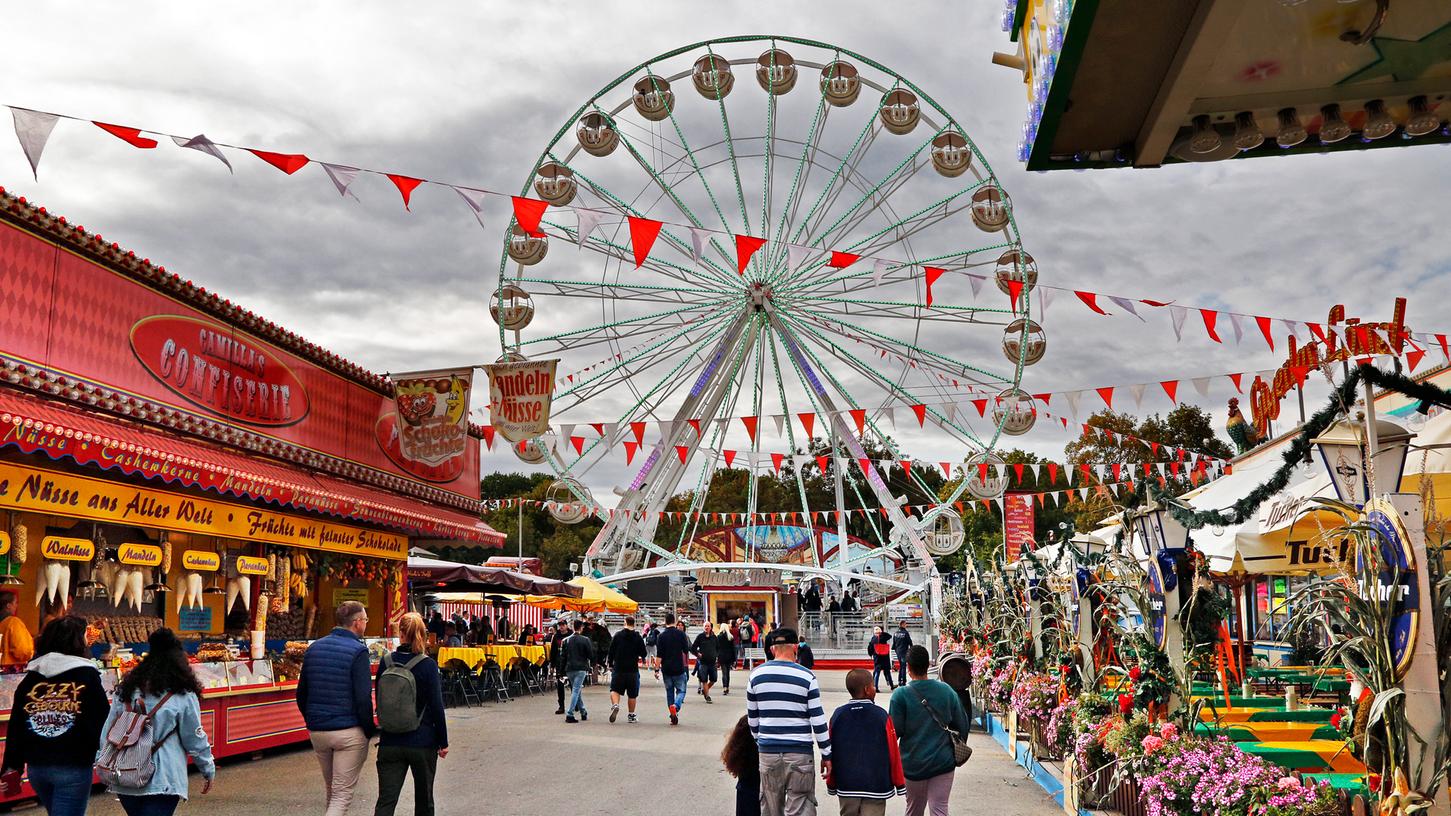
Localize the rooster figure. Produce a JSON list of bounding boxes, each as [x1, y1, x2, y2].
[[1226, 398, 1261, 454]]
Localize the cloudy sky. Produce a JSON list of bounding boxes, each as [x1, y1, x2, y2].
[[7, 2, 1448, 513]]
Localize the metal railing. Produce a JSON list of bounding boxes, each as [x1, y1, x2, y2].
[[797, 612, 928, 653]]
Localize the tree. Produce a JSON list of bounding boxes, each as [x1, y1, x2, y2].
[[934, 448, 1073, 573]]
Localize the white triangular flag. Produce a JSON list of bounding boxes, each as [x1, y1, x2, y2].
[[1078, 487, 1089, 501], [966, 274, 984, 298], [1281, 319, 1300, 341], [172, 134, 232, 173], [786, 244, 809, 272], [1108, 296, 1145, 321], [884, 406, 896, 428], [558, 424, 575, 442], [1064, 390, 1081, 421], [1192, 377, 1211, 398], [1129, 382, 1147, 409], [1227, 313, 1244, 345], [657, 421, 674, 440], [321, 163, 362, 200], [1169, 306, 1189, 341], [690, 227, 710, 263], [872, 259, 889, 287], [772, 415, 785, 437], [10, 108, 58, 180], [943, 403, 958, 423], [576, 209, 605, 247], [452, 186, 488, 228], [1039, 287, 1056, 317]]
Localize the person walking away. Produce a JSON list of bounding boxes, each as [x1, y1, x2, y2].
[[716, 622, 737, 696], [98, 629, 214, 816], [606, 616, 647, 723], [0, 591, 34, 667], [796, 637, 815, 673], [746, 629, 831, 816], [826, 670, 906, 816], [691, 622, 719, 702], [644, 623, 661, 678], [868, 627, 895, 691], [891, 623, 914, 688], [589, 619, 612, 681], [890, 646, 970, 816], [298, 601, 376, 816], [549, 621, 570, 714], [562, 620, 594, 723], [0, 616, 108, 816], [373, 613, 447, 816], [722, 714, 762, 816], [655, 612, 691, 725]]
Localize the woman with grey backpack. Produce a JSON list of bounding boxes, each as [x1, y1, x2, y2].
[[97, 628, 214, 816], [374, 612, 447, 816]]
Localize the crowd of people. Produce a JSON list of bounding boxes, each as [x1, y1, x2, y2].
[[421, 609, 538, 648]]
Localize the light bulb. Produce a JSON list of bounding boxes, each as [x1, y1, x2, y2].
[[1189, 115, 1222, 154], [1276, 108, 1307, 148], [1361, 99, 1396, 140], [1232, 112, 1263, 151], [1405, 96, 1441, 137], [1318, 104, 1352, 144]]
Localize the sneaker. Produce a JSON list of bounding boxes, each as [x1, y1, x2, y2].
[[722, 688, 729, 696], [610, 706, 619, 723], [565, 715, 579, 723], [628, 713, 638, 723], [669, 704, 678, 726], [580, 710, 588, 721], [705, 694, 713, 704]]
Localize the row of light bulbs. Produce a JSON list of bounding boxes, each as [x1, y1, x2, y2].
[[1190, 97, 1445, 154]]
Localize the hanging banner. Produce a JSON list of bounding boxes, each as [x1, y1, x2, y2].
[[379, 368, 474, 482], [1003, 492, 1035, 563], [484, 358, 559, 443]]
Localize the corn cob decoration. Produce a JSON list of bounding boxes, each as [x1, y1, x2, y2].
[[11, 517, 27, 565]]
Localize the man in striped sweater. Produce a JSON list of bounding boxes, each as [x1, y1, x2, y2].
[[747, 628, 832, 816]]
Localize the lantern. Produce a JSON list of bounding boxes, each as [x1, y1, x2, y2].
[[756, 48, 797, 94], [692, 54, 734, 99], [819, 60, 860, 107], [632, 76, 675, 122], [1002, 319, 1046, 365], [879, 89, 920, 135], [533, 162, 576, 206], [1312, 419, 1413, 505], [576, 112, 619, 157]]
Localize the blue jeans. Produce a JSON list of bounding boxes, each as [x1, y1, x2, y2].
[[26, 764, 94, 816], [117, 795, 181, 816], [663, 672, 687, 710], [896, 652, 909, 687], [567, 670, 588, 715]]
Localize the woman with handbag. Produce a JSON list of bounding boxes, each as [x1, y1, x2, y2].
[[888, 646, 970, 816], [98, 628, 215, 816]]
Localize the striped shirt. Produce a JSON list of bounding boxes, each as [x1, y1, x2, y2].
[[746, 660, 831, 758]]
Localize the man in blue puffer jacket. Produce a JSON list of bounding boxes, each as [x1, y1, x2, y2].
[[298, 601, 377, 816]]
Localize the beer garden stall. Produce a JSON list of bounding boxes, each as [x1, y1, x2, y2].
[[0, 189, 504, 801]]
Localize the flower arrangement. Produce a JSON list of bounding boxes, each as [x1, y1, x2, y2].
[[1010, 671, 1060, 723], [1136, 737, 1339, 816]]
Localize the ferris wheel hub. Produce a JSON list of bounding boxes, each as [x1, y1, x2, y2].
[[748, 282, 774, 310]]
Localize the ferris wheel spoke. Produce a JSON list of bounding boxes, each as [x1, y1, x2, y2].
[[761, 94, 829, 274], [799, 307, 1012, 387], [514, 275, 728, 303], [798, 127, 942, 255], [553, 307, 735, 405], [701, 46, 753, 236], [642, 72, 749, 246], [784, 114, 878, 249], [764, 332, 819, 565]]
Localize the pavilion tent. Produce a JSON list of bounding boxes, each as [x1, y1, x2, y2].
[[521, 576, 639, 614], [407, 556, 584, 597]]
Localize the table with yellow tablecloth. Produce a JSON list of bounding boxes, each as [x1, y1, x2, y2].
[[437, 644, 549, 670]]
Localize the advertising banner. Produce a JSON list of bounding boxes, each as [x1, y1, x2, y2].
[[1003, 492, 1035, 562], [484, 358, 558, 443], [377, 368, 473, 482]]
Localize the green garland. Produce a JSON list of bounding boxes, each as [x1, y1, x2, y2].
[[1120, 363, 1451, 530]]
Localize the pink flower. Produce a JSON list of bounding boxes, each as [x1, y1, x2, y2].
[[1158, 722, 1178, 740], [1277, 776, 1299, 790], [1141, 735, 1165, 753]]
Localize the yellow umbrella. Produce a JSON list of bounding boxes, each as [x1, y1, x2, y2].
[[523, 576, 638, 614]]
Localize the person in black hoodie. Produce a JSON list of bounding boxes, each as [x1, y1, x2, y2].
[[374, 613, 447, 816], [548, 621, 570, 715], [690, 623, 719, 703], [1, 616, 109, 816], [714, 623, 736, 696]]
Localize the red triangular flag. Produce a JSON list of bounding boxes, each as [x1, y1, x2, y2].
[[977, 463, 990, 482], [1200, 309, 1223, 343], [1160, 380, 1179, 403], [1228, 373, 1243, 393], [1255, 316, 1275, 351], [386, 174, 424, 210], [688, 418, 702, 438], [940, 462, 951, 476], [591, 422, 605, 436], [627, 216, 664, 268], [770, 453, 785, 473], [849, 408, 866, 436], [798, 412, 816, 438], [741, 416, 759, 442], [1096, 386, 1114, 409], [1111, 463, 1122, 482], [570, 436, 585, 455], [675, 445, 689, 463], [924, 266, 946, 307], [899, 459, 912, 476], [93, 122, 158, 149], [1046, 462, 1059, 484], [1408, 348, 1426, 372], [859, 459, 873, 476], [1075, 291, 1109, 315], [512, 196, 549, 237], [910, 404, 927, 426], [971, 399, 988, 417], [816, 455, 830, 473], [481, 426, 496, 450], [736, 234, 767, 275], [724, 449, 737, 468], [1013, 463, 1025, 483], [829, 251, 861, 268], [249, 149, 309, 175], [1006, 278, 1024, 312], [624, 441, 639, 465]]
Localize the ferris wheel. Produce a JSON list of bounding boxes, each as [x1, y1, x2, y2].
[[491, 36, 1045, 579]]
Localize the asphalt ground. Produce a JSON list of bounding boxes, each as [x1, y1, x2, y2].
[[72, 670, 1062, 816]]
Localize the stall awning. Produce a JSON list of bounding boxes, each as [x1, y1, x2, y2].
[[522, 576, 638, 614], [408, 556, 583, 597], [0, 389, 503, 545]]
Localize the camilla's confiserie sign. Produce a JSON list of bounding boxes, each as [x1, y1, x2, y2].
[[235, 555, 270, 576], [130, 315, 310, 427], [484, 358, 559, 443], [118, 543, 162, 567], [0, 461, 406, 561], [182, 550, 220, 571], [40, 537, 94, 561]]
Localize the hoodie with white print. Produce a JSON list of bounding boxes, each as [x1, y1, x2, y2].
[[2, 652, 110, 772]]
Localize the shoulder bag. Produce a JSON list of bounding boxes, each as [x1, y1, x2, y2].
[[909, 684, 972, 766]]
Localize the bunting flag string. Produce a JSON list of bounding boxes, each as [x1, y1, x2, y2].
[[8, 103, 1445, 357]]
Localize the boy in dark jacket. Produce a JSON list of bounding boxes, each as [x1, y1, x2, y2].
[[827, 669, 906, 816]]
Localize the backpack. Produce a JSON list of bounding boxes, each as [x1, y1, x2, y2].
[[645, 627, 659, 647], [95, 692, 177, 790], [377, 653, 427, 734]]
